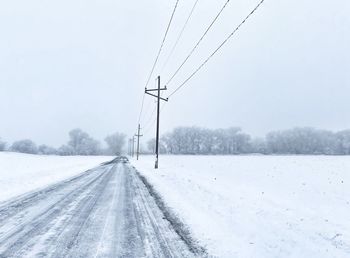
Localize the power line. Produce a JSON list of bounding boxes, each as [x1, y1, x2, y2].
[[137, 0, 180, 129], [144, 0, 180, 90], [142, 120, 155, 137], [143, 113, 157, 137], [140, 78, 157, 125], [137, 93, 146, 125], [165, 0, 231, 87], [143, 102, 167, 137], [143, 104, 157, 130], [161, 0, 201, 72], [167, 0, 265, 99], [141, 98, 153, 124]]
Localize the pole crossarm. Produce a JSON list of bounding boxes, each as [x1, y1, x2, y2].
[[145, 91, 169, 102], [145, 87, 167, 92]]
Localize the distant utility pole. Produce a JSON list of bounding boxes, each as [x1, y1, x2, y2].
[[135, 124, 143, 160], [145, 76, 168, 169]]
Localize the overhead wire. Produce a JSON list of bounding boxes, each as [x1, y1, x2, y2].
[[142, 113, 157, 136], [140, 78, 157, 125], [167, 0, 265, 99], [144, 0, 180, 90], [143, 104, 157, 130], [137, 0, 180, 129], [143, 0, 229, 140], [161, 0, 201, 72], [165, 0, 231, 87], [139, 0, 266, 143], [143, 102, 168, 137], [137, 93, 146, 125]]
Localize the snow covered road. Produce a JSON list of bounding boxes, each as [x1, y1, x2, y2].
[[0, 158, 196, 258]]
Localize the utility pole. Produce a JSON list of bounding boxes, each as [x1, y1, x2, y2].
[[145, 76, 168, 169], [135, 124, 143, 160]]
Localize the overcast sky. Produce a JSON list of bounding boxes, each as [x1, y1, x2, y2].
[[0, 0, 349, 147]]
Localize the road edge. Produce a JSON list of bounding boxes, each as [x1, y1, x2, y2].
[[130, 164, 209, 257]]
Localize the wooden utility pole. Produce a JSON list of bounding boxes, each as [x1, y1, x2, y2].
[[145, 76, 168, 169], [135, 124, 143, 160]]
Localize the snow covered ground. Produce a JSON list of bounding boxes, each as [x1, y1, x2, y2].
[[131, 155, 350, 258], [0, 152, 112, 203], [0, 160, 195, 257]]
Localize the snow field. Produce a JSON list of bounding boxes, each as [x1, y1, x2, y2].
[[0, 152, 112, 203], [131, 155, 350, 258]]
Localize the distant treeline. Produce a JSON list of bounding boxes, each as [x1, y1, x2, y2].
[[2, 127, 350, 156], [0, 129, 126, 156], [146, 127, 350, 155]]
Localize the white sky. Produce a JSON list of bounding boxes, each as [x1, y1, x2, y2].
[[0, 0, 349, 147]]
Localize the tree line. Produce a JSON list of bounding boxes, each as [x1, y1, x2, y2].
[[146, 127, 350, 155], [0, 129, 126, 156], [2, 126, 350, 156]]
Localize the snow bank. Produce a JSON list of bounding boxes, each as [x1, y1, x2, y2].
[[0, 152, 112, 202], [131, 155, 350, 258]]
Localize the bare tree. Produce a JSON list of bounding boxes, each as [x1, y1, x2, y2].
[[105, 132, 126, 155], [11, 139, 38, 154], [266, 128, 336, 155], [160, 127, 251, 155], [68, 129, 101, 155], [58, 145, 75, 156], [336, 130, 350, 155], [146, 138, 166, 154], [0, 138, 6, 151], [38, 145, 58, 155]]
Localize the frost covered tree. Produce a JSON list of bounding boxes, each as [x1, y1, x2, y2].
[[250, 137, 268, 154], [160, 127, 251, 155], [38, 145, 58, 155], [213, 127, 251, 154], [0, 139, 6, 151], [155, 126, 350, 155], [67, 129, 101, 155], [105, 132, 126, 155], [146, 138, 166, 154], [265, 127, 338, 155], [146, 138, 156, 154], [335, 130, 350, 155], [58, 145, 75, 156], [11, 139, 38, 154]]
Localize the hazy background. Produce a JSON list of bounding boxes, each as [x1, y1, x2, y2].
[[0, 0, 349, 147]]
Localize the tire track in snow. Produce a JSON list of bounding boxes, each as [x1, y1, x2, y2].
[[0, 158, 201, 258]]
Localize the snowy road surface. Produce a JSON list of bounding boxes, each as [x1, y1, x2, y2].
[[0, 158, 195, 258]]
